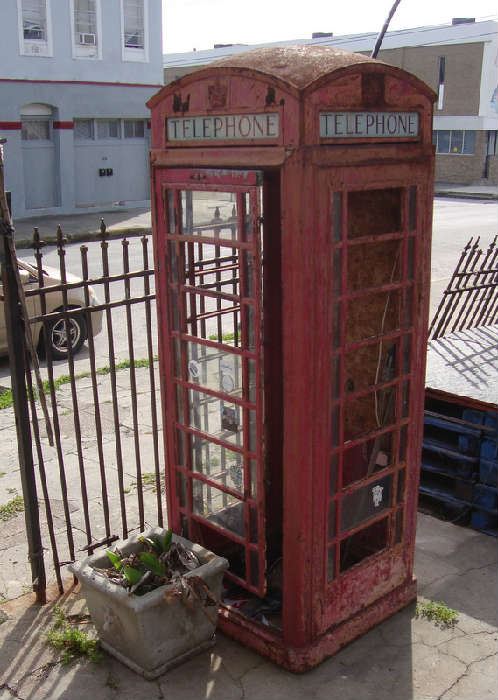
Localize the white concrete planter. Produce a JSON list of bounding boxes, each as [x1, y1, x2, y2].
[[69, 528, 228, 679]]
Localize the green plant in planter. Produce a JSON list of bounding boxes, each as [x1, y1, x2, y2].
[[101, 529, 217, 606]]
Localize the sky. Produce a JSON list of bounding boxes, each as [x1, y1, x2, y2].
[[162, 0, 498, 54]]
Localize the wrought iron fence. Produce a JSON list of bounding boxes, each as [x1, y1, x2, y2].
[[429, 236, 498, 340], [1, 219, 163, 601]]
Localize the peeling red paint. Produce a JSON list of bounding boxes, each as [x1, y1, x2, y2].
[[150, 45, 435, 671]]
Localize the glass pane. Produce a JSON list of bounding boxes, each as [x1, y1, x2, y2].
[[74, 119, 94, 140], [330, 453, 339, 495], [249, 550, 259, 587], [328, 499, 336, 539], [332, 192, 342, 242], [192, 479, 244, 537], [344, 388, 396, 440], [250, 458, 257, 498], [21, 120, 49, 140], [23, 1, 47, 39], [344, 341, 398, 393], [243, 192, 253, 241], [187, 341, 243, 399], [347, 189, 402, 238], [340, 517, 389, 572], [189, 390, 243, 447], [346, 290, 401, 344], [248, 410, 257, 453], [332, 248, 342, 294], [395, 508, 404, 543], [191, 435, 244, 493], [347, 240, 402, 291], [176, 470, 187, 507], [327, 545, 336, 581], [342, 432, 393, 487], [124, 0, 144, 48], [75, 0, 96, 34], [437, 130, 450, 153], [397, 469, 406, 503], [450, 130, 463, 154], [402, 334, 411, 374], [463, 130, 476, 154], [408, 187, 417, 231], [181, 191, 239, 241]]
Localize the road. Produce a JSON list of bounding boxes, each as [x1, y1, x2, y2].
[[430, 197, 498, 318], [0, 196, 497, 386]]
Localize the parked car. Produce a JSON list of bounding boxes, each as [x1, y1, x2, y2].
[[0, 259, 103, 360]]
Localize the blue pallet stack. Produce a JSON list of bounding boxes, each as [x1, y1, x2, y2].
[[420, 393, 498, 536]]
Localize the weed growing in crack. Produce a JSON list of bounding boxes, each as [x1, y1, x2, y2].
[[415, 599, 459, 629], [46, 605, 102, 664], [0, 495, 24, 522]]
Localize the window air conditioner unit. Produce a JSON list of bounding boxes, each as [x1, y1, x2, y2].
[[78, 32, 96, 45]]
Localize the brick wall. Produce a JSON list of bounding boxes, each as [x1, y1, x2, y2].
[[435, 131, 488, 183], [377, 42, 484, 116], [486, 156, 498, 184]]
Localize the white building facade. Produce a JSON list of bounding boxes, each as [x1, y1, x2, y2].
[[1, 0, 163, 219]]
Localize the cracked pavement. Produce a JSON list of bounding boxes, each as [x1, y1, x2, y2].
[[0, 512, 496, 700]]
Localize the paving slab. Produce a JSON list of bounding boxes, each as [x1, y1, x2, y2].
[[0, 512, 497, 700]]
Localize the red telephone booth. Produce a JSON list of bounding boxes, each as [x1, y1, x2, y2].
[[148, 46, 435, 671]]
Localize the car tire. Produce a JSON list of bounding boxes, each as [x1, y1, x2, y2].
[[39, 311, 87, 361]]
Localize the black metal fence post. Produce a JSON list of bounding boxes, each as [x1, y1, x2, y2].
[[0, 141, 46, 603]]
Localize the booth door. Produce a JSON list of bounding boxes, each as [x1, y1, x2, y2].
[[155, 169, 267, 597], [317, 165, 432, 632]]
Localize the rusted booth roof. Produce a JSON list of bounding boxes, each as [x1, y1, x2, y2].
[[210, 45, 377, 90], [149, 44, 435, 108]]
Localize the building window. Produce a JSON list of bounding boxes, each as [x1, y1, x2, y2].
[[22, 0, 46, 39], [71, 0, 101, 59], [123, 0, 144, 48], [21, 119, 50, 141], [124, 119, 145, 138], [121, 0, 148, 62], [96, 120, 121, 139], [18, 0, 53, 56], [74, 119, 95, 140], [75, 0, 96, 44], [433, 130, 476, 155]]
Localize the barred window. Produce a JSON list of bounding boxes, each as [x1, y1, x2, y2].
[[96, 119, 120, 139], [74, 119, 94, 140], [21, 119, 50, 140], [433, 130, 476, 155], [123, 119, 145, 138]]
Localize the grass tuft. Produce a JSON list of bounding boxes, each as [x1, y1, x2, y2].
[[0, 356, 158, 411], [46, 605, 102, 665], [0, 495, 24, 522], [415, 599, 459, 629]]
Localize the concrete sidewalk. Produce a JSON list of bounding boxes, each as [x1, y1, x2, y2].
[[12, 206, 151, 249], [0, 511, 496, 700], [434, 183, 498, 201], [0, 367, 497, 699]]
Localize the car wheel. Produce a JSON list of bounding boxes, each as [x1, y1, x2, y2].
[[41, 312, 87, 360]]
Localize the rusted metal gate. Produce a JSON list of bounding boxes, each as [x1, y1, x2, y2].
[[1, 217, 162, 602], [430, 235, 498, 340]]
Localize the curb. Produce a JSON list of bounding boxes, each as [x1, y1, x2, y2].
[[14, 226, 152, 250], [435, 191, 498, 201]]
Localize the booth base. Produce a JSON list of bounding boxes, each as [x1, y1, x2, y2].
[[218, 578, 417, 672]]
